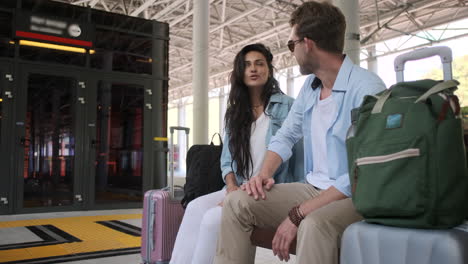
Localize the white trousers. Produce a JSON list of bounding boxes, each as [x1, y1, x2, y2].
[[170, 189, 226, 264]]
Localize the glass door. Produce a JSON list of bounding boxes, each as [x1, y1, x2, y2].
[[85, 76, 151, 208], [0, 62, 12, 214], [93, 80, 145, 204], [15, 66, 82, 212]]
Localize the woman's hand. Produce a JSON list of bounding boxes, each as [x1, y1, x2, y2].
[[219, 184, 239, 206], [226, 184, 239, 194]]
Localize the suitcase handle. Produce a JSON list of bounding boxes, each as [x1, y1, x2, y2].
[[169, 126, 190, 199], [394, 46, 453, 82], [170, 126, 190, 134]]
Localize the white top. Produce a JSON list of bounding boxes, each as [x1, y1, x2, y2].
[[249, 112, 270, 179], [306, 94, 337, 189]]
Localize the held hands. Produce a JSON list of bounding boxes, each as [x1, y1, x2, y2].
[[240, 175, 275, 200], [272, 217, 298, 262]]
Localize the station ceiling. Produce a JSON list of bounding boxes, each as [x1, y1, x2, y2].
[[54, 0, 468, 101]]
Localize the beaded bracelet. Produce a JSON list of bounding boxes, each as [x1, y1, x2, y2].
[[288, 205, 305, 227]]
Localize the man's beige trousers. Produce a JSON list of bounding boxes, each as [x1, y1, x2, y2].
[[213, 183, 363, 264]]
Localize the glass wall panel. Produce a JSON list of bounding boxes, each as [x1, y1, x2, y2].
[[0, 11, 14, 58], [19, 45, 86, 66], [0, 39, 15, 58], [91, 30, 152, 74], [95, 81, 144, 203], [0, 70, 3, 140], [0, 65, 7, 214], [0, 0, 17, 9], [0, 11, 12, 38], [23, 74, 76, 208]]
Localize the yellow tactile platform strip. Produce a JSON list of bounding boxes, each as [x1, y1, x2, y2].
[[0, 214, 142, 264]]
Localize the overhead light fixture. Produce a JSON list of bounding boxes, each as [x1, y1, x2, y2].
[[19, 40, 95, 54]]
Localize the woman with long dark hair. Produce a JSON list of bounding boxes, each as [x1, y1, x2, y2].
[[170, 43, 303, 264]]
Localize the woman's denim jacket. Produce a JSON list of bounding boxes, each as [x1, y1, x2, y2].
[[220, 93, 305, 186]]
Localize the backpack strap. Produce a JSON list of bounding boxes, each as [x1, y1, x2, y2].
[[371, 88, 392, 114], [437, 95, 461, 122], [415, 80, 459, 103], [371, 80, 459, 114]]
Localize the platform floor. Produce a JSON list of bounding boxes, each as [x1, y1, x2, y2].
[[0, 209, 295, 264]]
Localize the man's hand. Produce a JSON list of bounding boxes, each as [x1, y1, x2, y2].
[[241, 176, 275, 200], [239, 151, 283, 200], [272, 217, 298, 262]]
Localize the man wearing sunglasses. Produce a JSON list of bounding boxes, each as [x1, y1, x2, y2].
[[214, 2, 386, 264]]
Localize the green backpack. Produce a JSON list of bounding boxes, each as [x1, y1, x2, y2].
[[346, 79, 468, 229]]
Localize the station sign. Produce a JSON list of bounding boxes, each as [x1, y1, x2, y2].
[[14, 11, 95, 48]]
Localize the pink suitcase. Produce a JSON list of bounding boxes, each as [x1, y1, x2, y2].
[[141, 127, 189, 264]]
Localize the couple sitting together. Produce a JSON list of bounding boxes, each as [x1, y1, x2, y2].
[[171, 2, 386, 264]]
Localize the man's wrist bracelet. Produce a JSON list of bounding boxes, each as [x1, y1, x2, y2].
[[297, 205, 305, 219], [288, 205, 305, 227]]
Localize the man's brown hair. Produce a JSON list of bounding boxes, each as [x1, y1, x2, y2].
[[289, 1, 346, 54]]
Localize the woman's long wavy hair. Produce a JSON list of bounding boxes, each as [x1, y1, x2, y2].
[[225, 43, 281, 181]]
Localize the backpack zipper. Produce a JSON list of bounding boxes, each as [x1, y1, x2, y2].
[[356, 148, 420, 166], [352, 148, 420, 195]]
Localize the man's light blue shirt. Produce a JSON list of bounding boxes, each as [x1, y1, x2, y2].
[[268, 56, 386, 197]]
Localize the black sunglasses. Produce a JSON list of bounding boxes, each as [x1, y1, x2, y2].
[[287, 39, 304, 52]]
